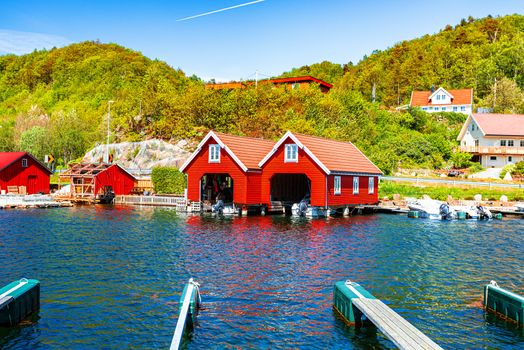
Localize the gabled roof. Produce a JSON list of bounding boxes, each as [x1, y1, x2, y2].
[[457, 113, 524, 140], [0, 152, 52, 174], [429, 87, 453, 100], [410, 88, 473, 106], [259, 131, 383, 175], [61, 163, 135, 179], [179, 131, 275, 172]]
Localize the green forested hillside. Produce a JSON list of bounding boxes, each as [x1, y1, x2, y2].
[[1, 15, 523, 173], [339, 14, 524, 110]]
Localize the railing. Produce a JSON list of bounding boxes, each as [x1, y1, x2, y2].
[[460, 146, 524, 155], [114, 195, 187, 208]]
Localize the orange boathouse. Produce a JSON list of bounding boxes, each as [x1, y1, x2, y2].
[[181, 131, 382, 215]]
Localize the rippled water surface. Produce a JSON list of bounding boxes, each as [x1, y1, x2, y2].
[[1, 206, 523, 349]]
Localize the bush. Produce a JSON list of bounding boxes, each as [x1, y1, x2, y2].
[[151, 167, 186, 194], [512, 161, 524, 176], [450, 151, 472, 169], [468, 162, 484, 174], [500, 163, 515, 179]]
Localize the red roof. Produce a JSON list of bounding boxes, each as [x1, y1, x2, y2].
[[472, 113, 524, 136], [214, 132, 275, 170], [410, 88, 473, 106], [263, 76, 333, 89], [292, 134, 382, 175], [0, 152, 51, 174]]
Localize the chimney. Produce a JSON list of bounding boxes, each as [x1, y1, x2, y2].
[[430, 85, 435, 93]]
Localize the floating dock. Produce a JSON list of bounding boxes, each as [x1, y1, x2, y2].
[[484, 280, 524, 325], [0, 278, 40, 327], [334, 280, 442, 350]]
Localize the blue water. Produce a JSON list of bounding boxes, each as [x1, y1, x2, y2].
[[0, 206, 523, 349]]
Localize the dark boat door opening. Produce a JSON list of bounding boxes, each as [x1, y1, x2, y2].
[[270, 174, 311, 213], [200, 174, 234, 204]]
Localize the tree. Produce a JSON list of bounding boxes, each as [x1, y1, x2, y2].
[[19, 126, 49, 160], [483, 77, 524, 113]]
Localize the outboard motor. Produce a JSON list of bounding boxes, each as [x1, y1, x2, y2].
[[213, 200, 225, 215], [477, 205, 492, 220], [439, 203, 455, 220], [298, 199, 308, 217]]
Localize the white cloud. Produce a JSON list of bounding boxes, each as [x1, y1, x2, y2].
[[0, 29, 72, 55]]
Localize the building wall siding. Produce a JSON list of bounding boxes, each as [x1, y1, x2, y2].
[[260, 142, 327, 207], [185, 139, 252, 205], [94, 165, 136, 195], [0, 155, 50, 194], [326, 175, 379, 206]]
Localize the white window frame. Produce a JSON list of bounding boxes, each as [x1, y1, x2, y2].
[[436, 95, 441, 100], [334, 176, 341, 195], [500, 140, 507, 147], [21, 158, 28, 167], [284, 144, 298, 163], [453, 106, 458, 112], [521, 140, 524, 147], [442, 106, 447, 111], [461, 106, 466, 111], [353, 176, 359, 195], [368, 177, 374, 194], [208, 144, 220, 163], [508, 140, 514, 147]]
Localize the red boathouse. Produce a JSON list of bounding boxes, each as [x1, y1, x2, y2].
[[61, 163, 136, 199], [180, 131, 275, 206], [258, 132, 383, 212], [0, 152, 52, 194]]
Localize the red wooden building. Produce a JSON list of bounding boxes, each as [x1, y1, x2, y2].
[[205, 76, 333, 93], [0, 152, 51, 194], [60, 163, 136, 199], [180, 131, 274, 206], [258, 132, 382, 212]]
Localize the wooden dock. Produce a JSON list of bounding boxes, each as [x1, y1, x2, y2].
[[334, 280, 442, 350], [352, 298, 442, 350]]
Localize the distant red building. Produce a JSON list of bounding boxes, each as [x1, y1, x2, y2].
[[0, 152, 52, 194], [179, 131, 275, 206], [258, 132, 382, 210], [205, 75, 333, 93], [61, 163, 136, 199]]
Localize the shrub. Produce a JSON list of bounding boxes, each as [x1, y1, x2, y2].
[[512, 161, 524, 176], [450, 151, 472, 169], [151, 167, 186, 194], [468, 162, 484, 174], [500, 163, 515, 179]]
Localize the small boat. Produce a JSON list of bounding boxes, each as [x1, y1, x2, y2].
[[515, 203, 524, 212], [407, 197, 446, 220], [97, 186, 115, 204], [212, 200, 236, 215]]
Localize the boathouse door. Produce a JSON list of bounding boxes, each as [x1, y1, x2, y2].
[[270, 174, 311, 204], [27, 175, 37, 194], [200, 174, 234, 203]]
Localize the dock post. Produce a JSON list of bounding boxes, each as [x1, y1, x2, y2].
[[169, 278, 201, 350]]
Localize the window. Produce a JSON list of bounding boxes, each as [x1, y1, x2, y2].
[[500, 140, 506, 146], [285, 144, 298, 162], [461, 106, 466, 111], [453, 106, 458, 112], [442, 107, 447, 111], [509, 156, 513, 162], [21, 158, 28, 167], [434, 107, 439, 111], [508, 140, 514, 147], [368, 177, 375, 194], [436, 95, 441, 100], [441, 94, 446, 100], [422, 107, 428, 111], [490, 156, 497, 161], [353, 176, 359, 194], [209, 144, 220, 163], [475, 140, 479, 147], [428, 106, 433, 110], [521, 140, 524, 147], [334, 176, 341, 195]]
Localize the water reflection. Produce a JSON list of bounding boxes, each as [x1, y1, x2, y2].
[[0, 207, 523, 349]]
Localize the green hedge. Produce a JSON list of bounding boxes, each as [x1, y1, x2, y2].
[[151, 167, 186, 194]]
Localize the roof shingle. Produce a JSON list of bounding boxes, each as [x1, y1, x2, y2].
[[411, 88, 472, 106], [472, 113, 524, 136]]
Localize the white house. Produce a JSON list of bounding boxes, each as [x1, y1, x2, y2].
[[410, 87, 473, 114], [457, 113, 524, 168]]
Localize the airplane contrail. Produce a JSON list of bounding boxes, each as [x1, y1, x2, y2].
[[177, 0, 265, 22]]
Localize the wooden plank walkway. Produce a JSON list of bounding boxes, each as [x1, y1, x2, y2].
[[352, 298, 443, 350]]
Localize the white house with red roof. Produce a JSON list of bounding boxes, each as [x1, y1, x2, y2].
[[457, 113, 524, 168], [410, 87, 473, 114]]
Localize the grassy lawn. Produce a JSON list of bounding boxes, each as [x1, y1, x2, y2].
[[379, 180, 524, 201]]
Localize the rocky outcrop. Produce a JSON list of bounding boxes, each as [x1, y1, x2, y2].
[[82, 139, 191, 170]]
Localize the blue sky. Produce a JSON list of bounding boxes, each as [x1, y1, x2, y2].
[[1, 1, 523, 81]]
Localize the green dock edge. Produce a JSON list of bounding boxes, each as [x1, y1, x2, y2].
[[333, 280, 375, 325]]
